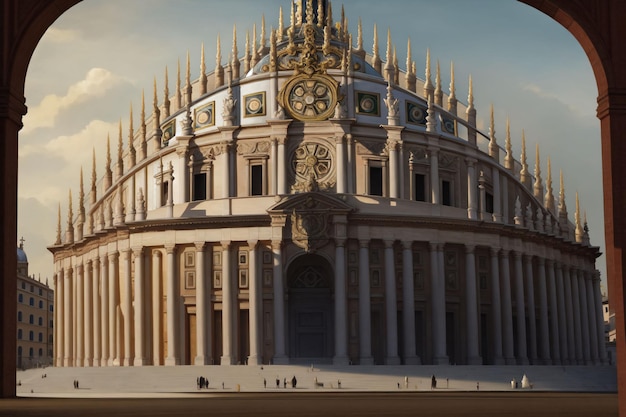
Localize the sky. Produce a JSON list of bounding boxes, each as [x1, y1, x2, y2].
[[18, 0, 604, 291]]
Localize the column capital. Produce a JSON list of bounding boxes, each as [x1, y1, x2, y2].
[[429, 242, 443, 252], [86, 260, 93, 271], [220, 240, 231, 250], [164, 244, 177, 254], [512, 250, 522, 259], [335, 238, 346, 248], [465, 157, 477, 166], [108, 251, 119, 260], [402, 241, 413, 251], [359, 239, 370, 249], [120, 248, 131, 260], [427, 145, 440, 155], [383, 239, 395, 248], [76, 263, 84, 273], [537, 257, 546, 266], [334, 134, 346, 145], [499, 248, 510, 257], [271, 240, 283, 251], [465, 244, 476, 254], [132, 246, 144, 257], [194, 241, 206, 251], [247, 240, 259, 249], [153, 250, 163, 259], [490, 246, 501, 256], [523, 253, 533, 262], [545, 258, 555, 267]]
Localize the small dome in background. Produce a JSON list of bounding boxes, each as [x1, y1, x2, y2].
[[17, 237, 27, 263]]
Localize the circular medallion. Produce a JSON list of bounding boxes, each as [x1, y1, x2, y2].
[[197, 110, 211, 124], [292, 142, 333, 182], [360, 97, 376, 113], [246, 97, 263, 115], [280, 74, 339, 121]]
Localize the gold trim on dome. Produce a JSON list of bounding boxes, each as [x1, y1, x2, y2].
[[278, 73, 339, 121]]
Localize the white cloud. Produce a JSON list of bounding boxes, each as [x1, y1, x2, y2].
[[22, 68, 124, 135], [42, 27, 80, 43], [523, 83, 581, 115]]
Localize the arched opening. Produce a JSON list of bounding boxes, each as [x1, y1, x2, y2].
[[287, 254, 334, 363]]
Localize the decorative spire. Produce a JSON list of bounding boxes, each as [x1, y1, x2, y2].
[[340, 5, 345, 41], [105, 133, 112, 189], [269, 25, 277, 72], [185, 50, 192, 106], [244, 31, 251, 73], [176, 58, 182, 110], [151, 76, 162, 147], [55, 202, 61, 245], [558, 169, 568, 218], [575, 191, 584, 243], [231, 24, 240, 79], [545, 156, 555, 213], [162, 66, 171, 118], [317, 0, 324, 27], [393, 45, 399, 85], [290, 0, 296, 30], [426, 93, 437, 133], [200, 42, 207, 95], [384, 80, 399, 126], [259, 14, 267, 54], [384, 28, 393, 82], [355, 17, 365, 58], [434, 60, 442, 106], [447, 61, 457, 114], [533, 143, 543, 200], [78, 166, 85, 221], [583, 210, 590, 245], [306, 0, 315, 24], [66, 189, 74, 244], [90, 147, 97, 204], [372, 24, 381, 74], [251, 24, 258, 70], [128, 102, 136, 168], [277, 6, 284, 39], [116, 119, 124, 181], [139, 89, 147, 160], [405, 38, 416, 92], [504, 118, 514, 170], [488, 104, 498, 161], [215, 34, 224, 88], [424, 48, 434, 101], [519, 130, 531, 188], [326, 1, 333, 28]]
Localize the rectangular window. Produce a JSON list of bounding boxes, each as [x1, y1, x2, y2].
[[192, 173, 207, 201], [161, 181, 169, 207], [486, 192, 494, 214], [250, 164, 264, 196], [369, 166, 383, 196], [442, 180, 452, 206], [414, 173, 426, 202]]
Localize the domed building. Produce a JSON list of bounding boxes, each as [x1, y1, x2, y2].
[[49, 0, 606, 368]]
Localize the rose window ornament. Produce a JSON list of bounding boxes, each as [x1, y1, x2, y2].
[[292, 142, 333, 182]]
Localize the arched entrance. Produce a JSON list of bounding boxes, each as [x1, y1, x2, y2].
[[287, 254, 334, 363]]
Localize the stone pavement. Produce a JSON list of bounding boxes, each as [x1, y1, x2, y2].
[[14, 364, 616, 398]]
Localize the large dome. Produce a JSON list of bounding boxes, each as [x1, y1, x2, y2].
[[16, 246, 27, 264]]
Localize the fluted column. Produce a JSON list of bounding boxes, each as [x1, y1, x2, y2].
[[384, 240, 400, 364], [388, 141, 398, 198], [465, 245, 481, 364], [122, 249, 133, 366], [76, 264, 84, 367], [108, 252, 119, 366], [537, 257, 550, 364], [402, 242, 419, 364], [523, 255, 537, 363], [555, 262, 569, 363], [429, 148, 440, 204], [593, 273, 608, 364], [152, 251, 163, 365], [247, 241, 261, 365], [56, 269, 65, 367], [84, 261, 93, 366], [499, 251, 515, 364], [93, 258, 101, 367], [358, 240, 373, 364], [347, 136, 355, 193], [547, 260, 560, 364], [492, 168, 502, 222], [165, 245, 179, 365], [194, 243, 208, 365], [277, 139, 287, 195], [336, 135, 347, 193], [489, 248, 504, 364], [133, 247, 146, 366], [430, 243, 447, 364], [563, 265, 576, 363], [100, 255, 109, 366], [63, 266, 73, 367], [466, 158, 478, 220], [220, 241, 233, 365], [570, 267, 583, 364], [221, 144, 231, 198], [577, 269, 591, 364], [271, 139, 278, 195], [272, 241, 287, 363], [585, 271, 599, 364], [513, 251, 528, 365], [334, 239, 349, 364]]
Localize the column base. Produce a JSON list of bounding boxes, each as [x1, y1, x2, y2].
[[504, 357, 516, 365], [359, 356, 374, 365], [404, 356, 421, 365], [385, 356, 401, 365], [272, 355, 289, 365], [517, 357, 529, 366], [194, 356, 208, 366], [220, 355, 233, 365], [123, 358, 133, 366], [333, 356, 350, 366], [433, 356, 449, 365], [92, 358, 100, 367], [165, 357, 179, 366], [76, 358, 83, 367], [246, 354, 261, 366], [492, 356, 505, 365], [84, 359, 93, 367], [134, 358, 147, 366], [467, 356, 482, 365]]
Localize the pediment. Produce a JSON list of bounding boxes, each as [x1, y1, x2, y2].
[[267, 192, 354, 215]]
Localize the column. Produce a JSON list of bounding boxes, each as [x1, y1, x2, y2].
[[537, 257, 550, 364], [491, 168, 502, 222], [402, 242, 419, 364], [271, 139, 278, 195], [152, 251, 163, 365], [56, 269, 65, 367], [563, 265, 576, 363], [336, 135, 346, 193], [247, 241, 261, 365], [555, 262, 569, 363], [466, 158, 477, 220], [84, 261, 93, 366], [220, 241, 233, 365], [194, 243, 208, 365], [499, 250, 515, 364], [578, 269, 591, 363], [133, 247, 146, 366], [72, 266, 77, 367], [108, 252, 119, 366], [277, 138, 286, 195], [513, 251, 528, 365], [122, 249, 133, 366], [593, 272, 608, 364], [93, 258, 101, 367], [272, 241, 287, 363], [334, 239, 349, 364], [76, 264, 84, 367], [165, 245, 179, 365], [430, 243, 447, 364], [570, 267, 583, 364], [388, 141, 398, 198], [523, 255, 537, 363], [547, 260, 561, 364], [489, 249, 504, 364], [384, 240, 400, 364], [429, 148, 440, 204], [63, 266, 73, 367], [399, 143, 406, 199], [100, 255, 109, 366], [465, 245, 481, 365], [358, 240, 373, 364], [347, 136, 355, 193], [222, 143, 230, 198], [586, 271, 599, 363]]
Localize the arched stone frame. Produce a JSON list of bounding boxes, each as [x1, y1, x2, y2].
[[0, 1, 625, 412]]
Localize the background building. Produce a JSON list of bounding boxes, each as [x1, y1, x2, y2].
[[17, 239, 54, 369], [49, 0, 606, 368]]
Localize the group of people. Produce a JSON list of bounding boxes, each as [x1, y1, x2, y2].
[[264, 375, 297, 389], [196, 376, 209, 389], [73, 379, 79, 389]]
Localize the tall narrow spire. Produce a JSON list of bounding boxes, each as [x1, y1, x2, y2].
[[78, 166, 85, 222], [251, 24, 258, 70], [269, 25, 277, 72], [405, 38, 416, 92], [117, 119, 124, 179], [128, 102, 136, 168], [519, 130, 531, 188], [326, 1, 333, 28], [278, 6, 284, 39], [504, 118, 514, 170], [545, 156, 555, 213], [90, 147, 97, 204], [215, 34, 224, 88], [231, 24, 240, 79], [575, 191, 583, 242], [533, 143, 543, 200], [244, 31, 251, 74], [105, 133, 112, 190], [434, 60, 442, 106], [393, 45, 399, 85], [488, 104, 498, 161], [290, 0, 296, 30], [466, 75, 476, 145], [55, 202, 62, 245], [423, 49, 434, 101], [447, 61, 457, 114], [355, 17, 365, 58], [259, 14, 267, 54], [384, 28, 393, 82], [200, 42, 207, 95], [317, 0, 324, 27], [163, 65, 171, 118], [66, 189, 74, 244], [151, 76, 162, 151], [176, 58, 182, 110], [372, 24, 381, 74], [185, 50, 192, 107], [139, 89, 147, 160], [558, 170, 567, 216]]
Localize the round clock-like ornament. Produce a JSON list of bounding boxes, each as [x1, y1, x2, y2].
[[280, 74, 339, 121]]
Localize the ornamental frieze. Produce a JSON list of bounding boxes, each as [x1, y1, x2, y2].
[[236, 140, 271, 156]]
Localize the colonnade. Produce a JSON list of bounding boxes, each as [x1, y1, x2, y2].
[[53, 239, 607, 367]]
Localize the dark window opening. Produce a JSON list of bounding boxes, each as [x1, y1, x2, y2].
[[192, 173, 207, 201], [369, 166, 383, 196], [161, 181, 169, 206], [486, 192, 494, 214], [251, 165, 263, 196], [442, 180, 452, 206], [414, 173, 426, 202]]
